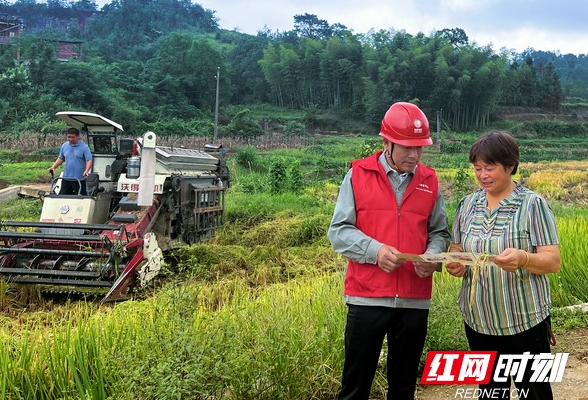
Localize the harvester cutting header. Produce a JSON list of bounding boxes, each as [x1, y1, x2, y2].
[[0, 111, 229, 301]]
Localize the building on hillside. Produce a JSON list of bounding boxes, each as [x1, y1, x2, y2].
[[57, 40, 83, 61], [0, 15, 22, 44], [2, 9, 94, 63], [0, 14, 23, 61]]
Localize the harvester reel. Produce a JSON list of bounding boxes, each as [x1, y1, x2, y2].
[[172, 176, 182, 192]]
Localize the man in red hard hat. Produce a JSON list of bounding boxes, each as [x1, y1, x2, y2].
[[328, 102, 450, 400]]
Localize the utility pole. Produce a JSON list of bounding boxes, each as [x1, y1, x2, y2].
[[213, 67, 220, 143], [436, 109, 441, 149]]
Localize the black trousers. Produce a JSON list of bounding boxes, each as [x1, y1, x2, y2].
[[464, 317, 553, 400], [61, 179, 87, 195], [338, 305, 429, 400]]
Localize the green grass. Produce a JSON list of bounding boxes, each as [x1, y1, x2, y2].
[[551, 307, 588, 333], [0, 198, 42, 220], [0, 161, 50, 185], [238, 103, 306, 121]]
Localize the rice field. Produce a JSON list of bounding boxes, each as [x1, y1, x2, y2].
[[0, 140, 587, 399]]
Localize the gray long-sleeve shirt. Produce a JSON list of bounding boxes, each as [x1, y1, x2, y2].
[[328, 152, 451, 309]]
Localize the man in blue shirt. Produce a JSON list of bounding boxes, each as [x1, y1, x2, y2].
[[48, 127, 93, 195]]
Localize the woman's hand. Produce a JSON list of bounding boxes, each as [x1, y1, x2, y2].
[[446, 242, 466, 277], [490, 248, 524, 273]]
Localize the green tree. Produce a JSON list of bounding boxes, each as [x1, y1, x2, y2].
[[278, 44, 302, 108], [149, 33, 226, 112], [71, 0, 98, 11], [26, 38, 58, 86], [537, 63, 564, 110], [435, 27, 469, 47], [0, 64, 30, 101], [228, 35, 271, 103], [293, 13, 332, 39], [87, 0, 218, 62], [46, 62, 109, 112], [518, 56, 539, 107], [321, 35, 362, 109], [259, 43, 284, 107]]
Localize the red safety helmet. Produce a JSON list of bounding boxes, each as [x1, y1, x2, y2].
[[379, 102, 432, 146]]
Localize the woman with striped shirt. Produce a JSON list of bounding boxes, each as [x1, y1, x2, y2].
[[446, 130, 561, 400]]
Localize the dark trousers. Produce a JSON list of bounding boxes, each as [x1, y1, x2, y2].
[[339, 305, 429, 400], [464, 317, 553, 400], [61, 179, 87, 195]]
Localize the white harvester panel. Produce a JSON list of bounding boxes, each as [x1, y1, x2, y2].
[[40, 197, 97, 224]]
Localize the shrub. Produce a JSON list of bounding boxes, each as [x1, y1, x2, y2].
[[234, 147, 259, 170], [440, 140, 467, 154], [524, 120, 588, 138], [357, 137, 381, 158], [288, 159, 304, 193], [282, 120, 307, 137], [268, 157, 288, 193], [453, 166, 473, 200], [147, 117, 211, 137], [226, 109, 263, 141], [237, 171, 268, 194], [0, 150, 23, 163]]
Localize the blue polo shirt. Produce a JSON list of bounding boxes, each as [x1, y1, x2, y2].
[[58, 141, 92, 180]]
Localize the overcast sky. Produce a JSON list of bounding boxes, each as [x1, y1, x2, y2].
[[96, 0, 586, 55]]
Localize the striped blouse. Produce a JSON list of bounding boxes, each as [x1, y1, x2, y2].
[[452, 183, 559, 336]]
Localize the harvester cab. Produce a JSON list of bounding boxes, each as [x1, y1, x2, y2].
[[0, 111, 228, 301]]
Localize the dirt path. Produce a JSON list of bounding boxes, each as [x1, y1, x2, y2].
[[414, 328, 588, 399]]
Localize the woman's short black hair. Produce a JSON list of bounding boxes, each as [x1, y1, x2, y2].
[[469, 130, 519, 175]]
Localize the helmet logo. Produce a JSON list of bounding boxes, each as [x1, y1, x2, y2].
[[414, 119, 423, 134], [379, 102, 431, 144]]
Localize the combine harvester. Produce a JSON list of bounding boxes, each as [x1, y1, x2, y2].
[[0, 112, 229, 301]]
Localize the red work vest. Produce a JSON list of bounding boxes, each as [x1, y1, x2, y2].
[[346, 151, 439, 299]]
